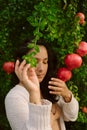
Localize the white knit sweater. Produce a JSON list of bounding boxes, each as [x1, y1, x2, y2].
[[5, 84, 79, 130]]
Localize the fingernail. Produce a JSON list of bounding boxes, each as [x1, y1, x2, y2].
[[17, 59, 19, 62], [49, 81, 51, 84], [48, 86, 51, 88]]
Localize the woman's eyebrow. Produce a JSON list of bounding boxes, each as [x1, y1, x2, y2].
[[35, 57, 48, 60]]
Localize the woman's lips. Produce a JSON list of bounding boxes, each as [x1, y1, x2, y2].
[[37, 74, 44, 78]]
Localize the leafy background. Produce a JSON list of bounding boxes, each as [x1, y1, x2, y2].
[[0, 0, 87, 129]]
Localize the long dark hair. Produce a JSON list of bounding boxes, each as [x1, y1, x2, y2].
[[12, 38, 59, 103]]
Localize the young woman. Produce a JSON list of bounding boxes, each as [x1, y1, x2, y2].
[[5, 39, 79, 130]]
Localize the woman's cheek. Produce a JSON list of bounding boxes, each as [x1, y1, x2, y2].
[[45, 64, 48, 74]]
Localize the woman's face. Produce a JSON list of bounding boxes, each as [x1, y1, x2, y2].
[[34, 45, 48, 82]]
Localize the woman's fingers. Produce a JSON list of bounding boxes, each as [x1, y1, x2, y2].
[[49, 90, 61, 95], [18, 60, 26, 71], [48, 85, 62, 91], [50, 78, 67, 88], [51, 78, 63, 83], [49, 80, 59, 87], [48, 85, 63, 95], [48, 77, 68, 96], [14, 59, 40, 94], [15, 60, 30, 81], [15, 59, 20, 72], [22, 64, 31, 78]]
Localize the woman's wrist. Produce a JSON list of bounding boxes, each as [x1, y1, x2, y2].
[[63, 91, 72, 103], [19, 83, 41, 104], [30, 92, 41, 105]]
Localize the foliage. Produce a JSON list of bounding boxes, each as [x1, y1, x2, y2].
[[0, 0, 87, 129], [22, 43, 40, 67], [27, 0, 85, 65]]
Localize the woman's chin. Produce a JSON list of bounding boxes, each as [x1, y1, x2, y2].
[[38, 77, 44, 83]]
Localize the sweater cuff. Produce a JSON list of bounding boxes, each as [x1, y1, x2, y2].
[[28, 99, 52, 130], [61, 94, 78, 106], [61, 94, 79, 114]]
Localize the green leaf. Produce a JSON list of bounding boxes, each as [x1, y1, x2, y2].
[[48, 15, 55, 22], [27, 43, 35, 49], [22, 54, 37, 67], [34, 45, 40, 52]]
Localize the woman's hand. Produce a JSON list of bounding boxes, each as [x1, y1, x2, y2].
[[48, 78, 72, 102], [15, 60, 41, 104]]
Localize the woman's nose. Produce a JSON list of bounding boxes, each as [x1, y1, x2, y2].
[[38, 62, 44, 71]]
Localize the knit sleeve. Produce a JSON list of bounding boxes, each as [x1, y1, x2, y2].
[[58, 95, 79, 121], [5, 86, 52, 130]]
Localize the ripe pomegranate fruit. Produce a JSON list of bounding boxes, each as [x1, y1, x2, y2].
[[57, 67, 72, 82], [76, 12, 85, 24], [64, 53, 82, 70], [82, 106, 87, 113], [76, 41, 87, 56], [3, 61, 15, 74]]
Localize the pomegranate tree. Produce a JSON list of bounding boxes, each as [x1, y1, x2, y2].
[[64, 53, 82, 70], [57, 67, 72, 82], [76, 41, 87, 56], [3, 61, 15, 74]]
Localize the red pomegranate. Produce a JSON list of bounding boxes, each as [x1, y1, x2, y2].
[[76, 12, 85, 24], [57, 67, 72, 82], [64, 53, 82, 70], [82, 106, 87, 113], [3, 61, 15, 74], [76, 41, 87, 56]]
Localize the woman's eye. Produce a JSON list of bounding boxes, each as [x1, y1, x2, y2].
[[36, 58, 48, 64], [43, 60, 48, 64]]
